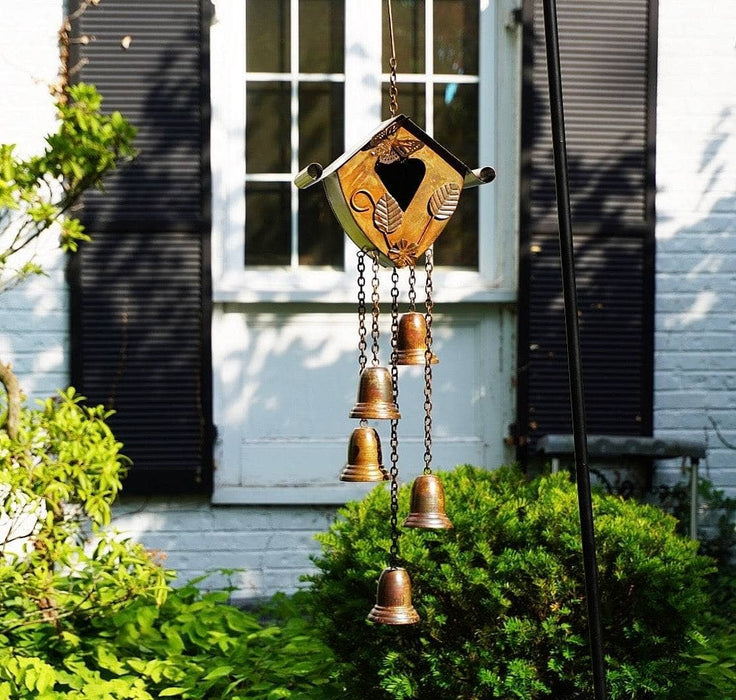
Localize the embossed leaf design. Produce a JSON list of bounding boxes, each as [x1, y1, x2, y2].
[[428, 183, 461, 221], [374, 192, 403, 235]]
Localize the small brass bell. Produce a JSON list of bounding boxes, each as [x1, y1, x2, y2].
[[340, 426, 388, 482], [367, 567, 420, 625], [350, 366, 401, 420], [403, 474, 454, 529], [396, 312, 438, 365]]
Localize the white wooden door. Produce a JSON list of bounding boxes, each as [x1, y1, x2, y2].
[[210, 0, 521, 504]]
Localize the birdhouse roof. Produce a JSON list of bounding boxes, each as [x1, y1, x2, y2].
[[295, 114, 495, 190]]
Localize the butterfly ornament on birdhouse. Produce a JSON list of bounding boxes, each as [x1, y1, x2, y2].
[[295, 114, 495, 268], [295, 0, 495, 626]]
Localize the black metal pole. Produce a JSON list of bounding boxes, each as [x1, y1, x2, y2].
[[540, 0, 607, 697]]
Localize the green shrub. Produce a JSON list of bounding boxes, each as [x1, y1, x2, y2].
[[305, 465, 715, 699], [0, 389, 342, 698]]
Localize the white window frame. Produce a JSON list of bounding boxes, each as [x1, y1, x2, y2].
[[210, 0, 520, 305]]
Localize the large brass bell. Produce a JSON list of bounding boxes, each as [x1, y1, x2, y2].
[[396, 311, 438, 365], [340, 426, 388, 482], [350, 366, 401, 420], [367, 567, 420, 625], [403, 474, 454, 529]]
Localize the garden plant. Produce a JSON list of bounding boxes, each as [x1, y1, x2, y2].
[[305, 465, 717, 699], [0, 389, 343, 698]]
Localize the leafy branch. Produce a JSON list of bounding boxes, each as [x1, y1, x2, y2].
[[0, 82, 136, 294]]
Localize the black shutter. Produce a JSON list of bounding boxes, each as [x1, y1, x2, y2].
[[68, 0, 212, 493], [517, 0, 657, 450]]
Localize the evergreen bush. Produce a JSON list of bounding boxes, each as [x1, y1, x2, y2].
[[305, 465, 714, 699]]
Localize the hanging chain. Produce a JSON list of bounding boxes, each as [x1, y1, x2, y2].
[[386, 0, 399, 117], [408, 265, 416, 312], [357, 250, 368, 373], [423, 250, 434, 475], [370, 253, 381, 366], [389, 266, 401, 567]]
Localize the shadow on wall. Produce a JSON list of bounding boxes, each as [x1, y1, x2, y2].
[[654, 104, 736, 494], [519, 76, 654, 447]]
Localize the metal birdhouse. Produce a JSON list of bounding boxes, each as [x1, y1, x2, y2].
[[294, 114, 495, 268]]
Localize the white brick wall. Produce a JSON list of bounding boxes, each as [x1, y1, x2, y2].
[[0, 1, 68, 401], [113, 497, 337, 601], [655, 1, 736, 494]]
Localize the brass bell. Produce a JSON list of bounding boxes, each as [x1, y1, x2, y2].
[[367, 567, 420, 625], [349, 366, 401, 420], [403, 474, 454, 529], [396, 311, 439, 365], [340, 426, 388, 482]]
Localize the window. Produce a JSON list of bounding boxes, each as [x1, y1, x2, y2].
[[211, 0, 512, 301], [210, 0, 520, 504]]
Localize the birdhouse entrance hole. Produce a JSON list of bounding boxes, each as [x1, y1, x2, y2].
[[375, 158, 426, 212]]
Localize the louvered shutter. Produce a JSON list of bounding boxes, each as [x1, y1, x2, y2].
[[68, 0, 212, 493], [517, 0, 656, 448]]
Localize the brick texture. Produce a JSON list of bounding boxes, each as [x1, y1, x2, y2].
[[0, 1, 68, 401], [113, 497, 337, 601], [655, 1, 736, 495]]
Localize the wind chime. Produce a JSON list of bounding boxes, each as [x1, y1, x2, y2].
[[295, 0, 494, 625]]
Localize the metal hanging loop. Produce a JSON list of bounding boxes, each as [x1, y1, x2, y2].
[[386, 0, 399, 117]]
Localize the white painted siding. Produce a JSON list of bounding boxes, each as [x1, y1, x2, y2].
[[654, 1, 736, 494]]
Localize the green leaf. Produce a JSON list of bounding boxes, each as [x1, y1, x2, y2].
[[202, 665, 234, 681]]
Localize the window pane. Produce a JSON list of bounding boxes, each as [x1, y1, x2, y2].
[[433, 187, 478, 268], [299, 82, 344, 168], [245, 183, 291, 266], [383, 0, 425, 74], [300, 0, 344, 73], [246, 0, 289, 73], [382, 83, 425, 128], [246, 84, 291, 173], [434, 0, 479, 75], [433, 83, 479, 268], [433, 82, 478, 167], [298, 189, 344, 266]]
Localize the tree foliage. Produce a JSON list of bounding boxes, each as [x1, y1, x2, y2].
[[0, 82, 135, 292]]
